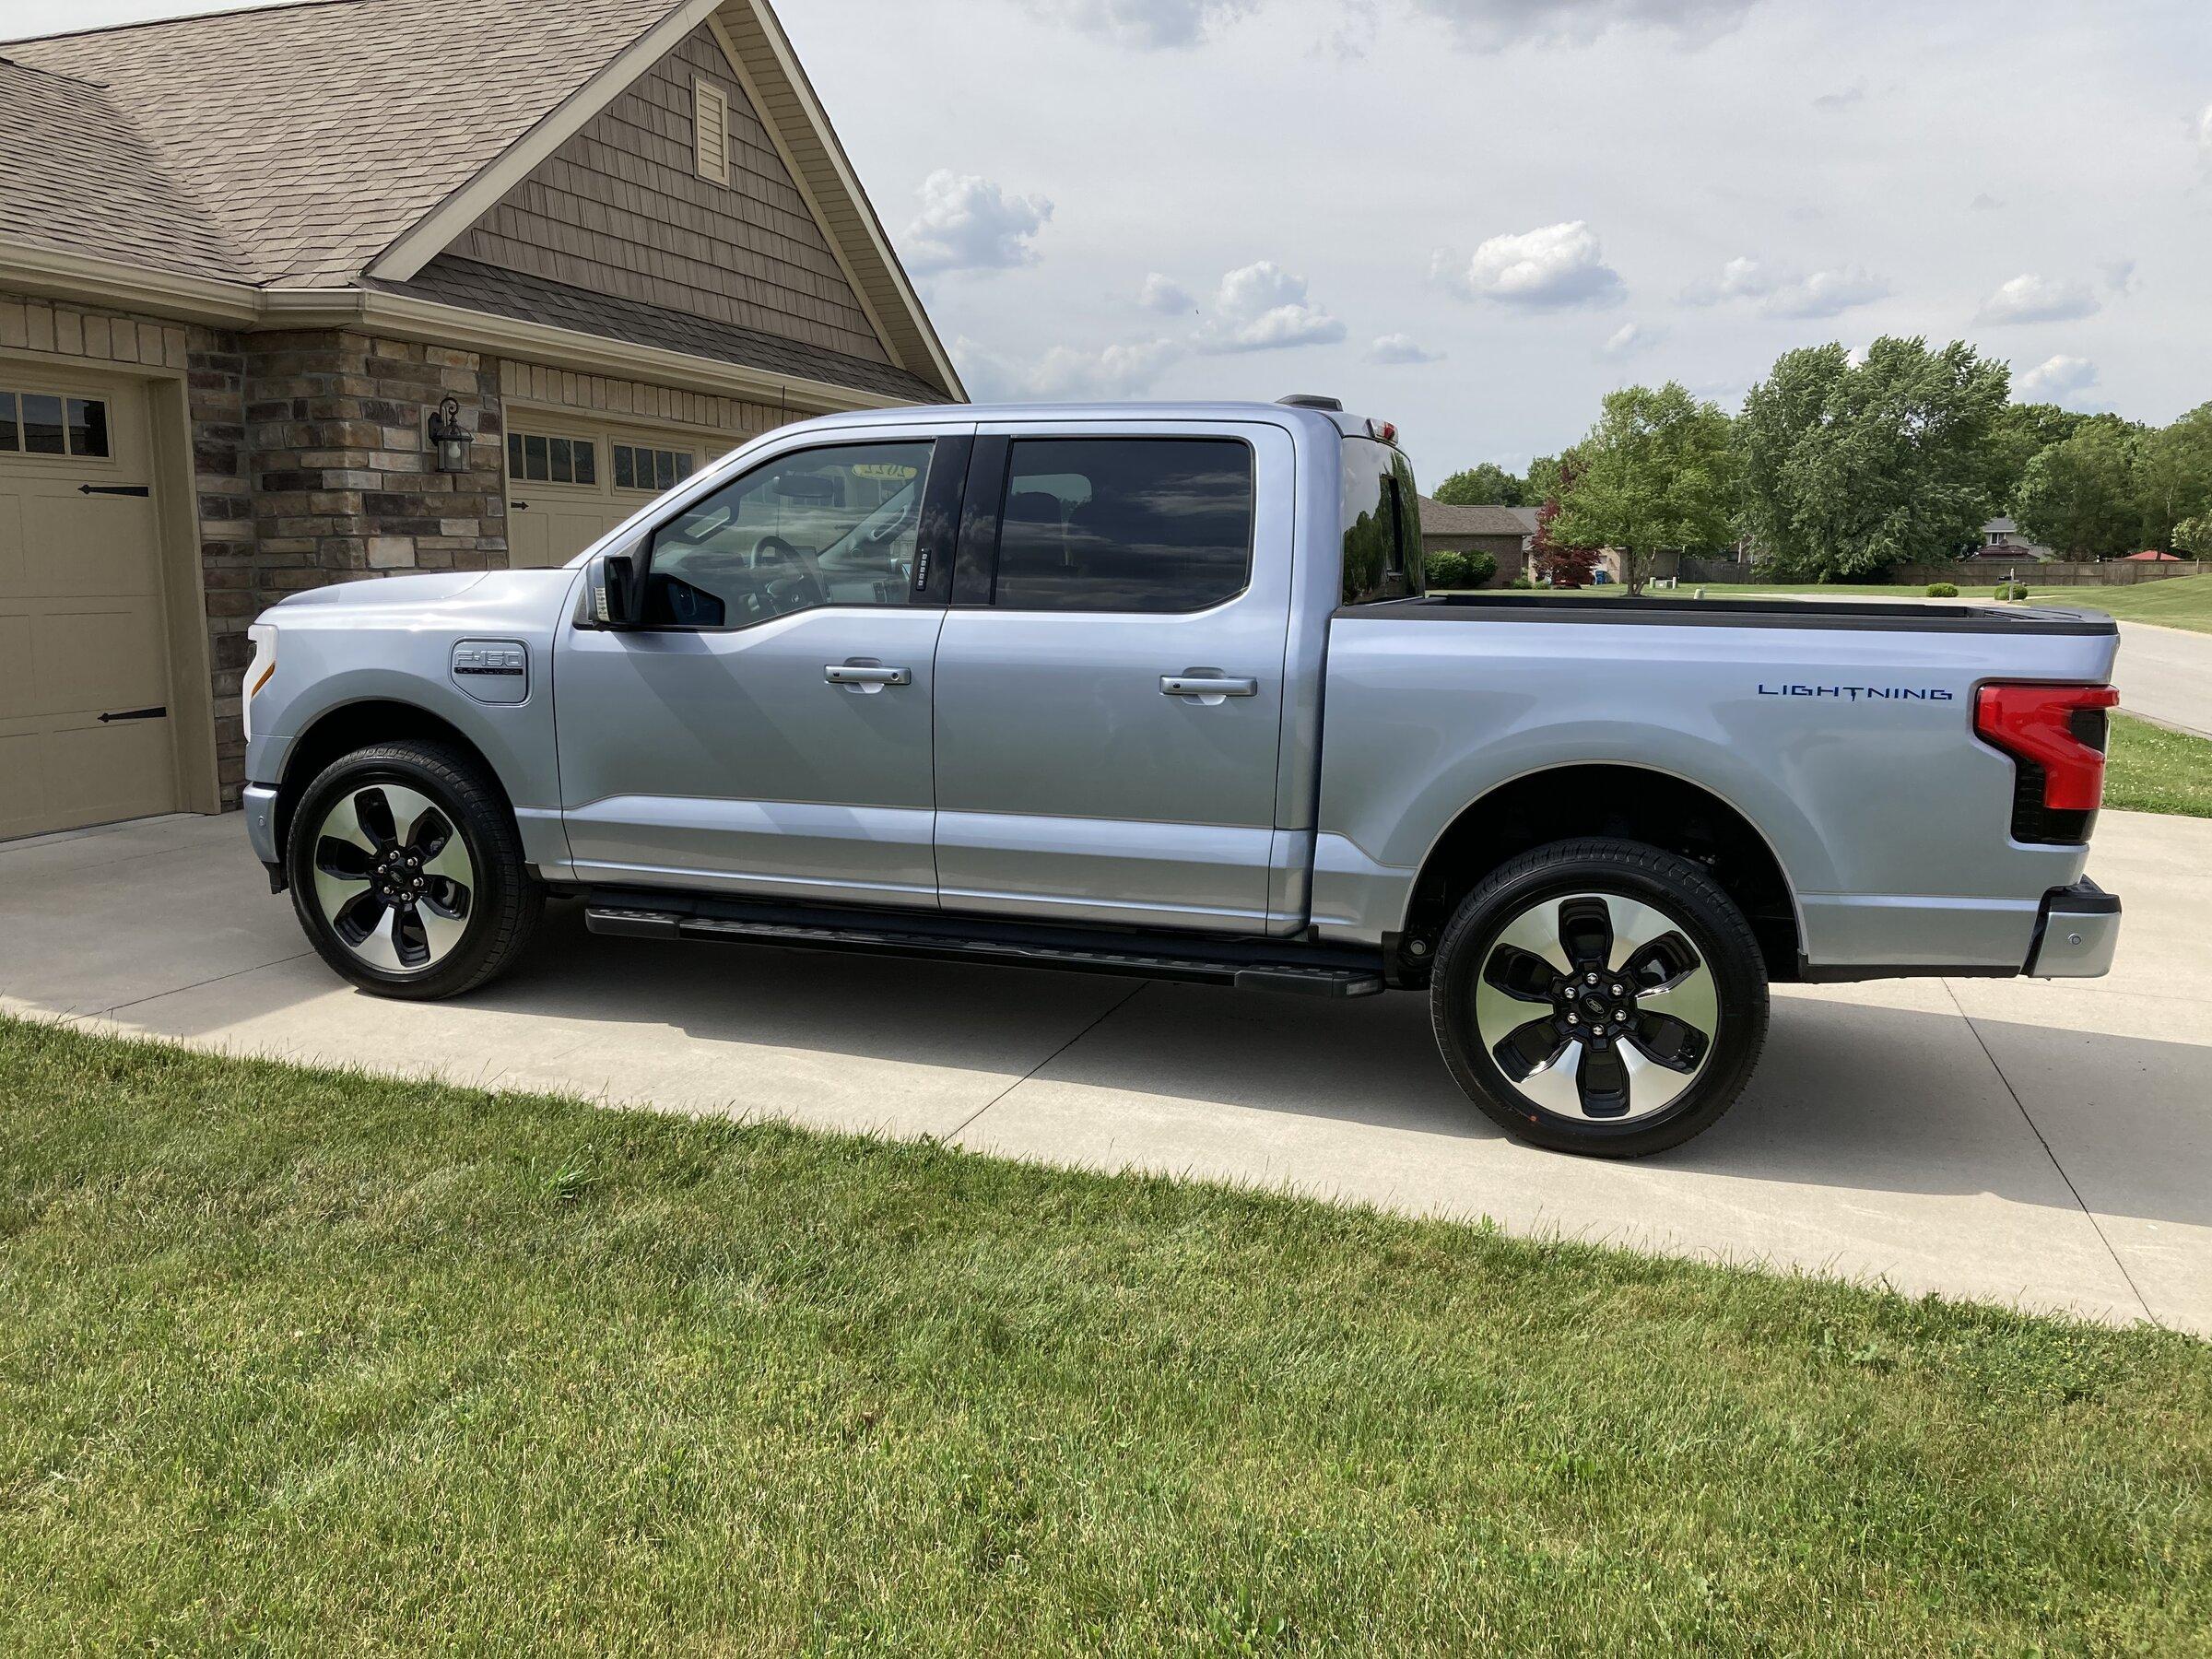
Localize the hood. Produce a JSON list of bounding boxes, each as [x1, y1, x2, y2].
[[270, 572, 490, 611]]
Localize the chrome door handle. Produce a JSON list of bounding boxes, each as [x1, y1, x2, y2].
[[825, 662, 911, 686], [1160, 675, 1258, 698]]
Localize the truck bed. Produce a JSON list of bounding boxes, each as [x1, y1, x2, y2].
[[1347, 593, 2119, 636]]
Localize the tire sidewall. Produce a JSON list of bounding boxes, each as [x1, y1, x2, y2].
[[1433, 846, 1767, 1157], [286, 748, 512, 998]]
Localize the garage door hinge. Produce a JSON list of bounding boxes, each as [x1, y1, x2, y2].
[[77, 484, 150, 497], [97, 706, 167, 724]]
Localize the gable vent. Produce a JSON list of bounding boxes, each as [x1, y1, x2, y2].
[[694, 78, 731, 185]]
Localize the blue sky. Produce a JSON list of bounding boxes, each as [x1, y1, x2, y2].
[[12, 0, 2210, 483]]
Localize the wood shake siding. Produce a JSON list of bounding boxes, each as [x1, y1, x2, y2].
[[453, 28, 888, 366]]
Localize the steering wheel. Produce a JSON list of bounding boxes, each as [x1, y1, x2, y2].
[[753, 535, 801, 568]]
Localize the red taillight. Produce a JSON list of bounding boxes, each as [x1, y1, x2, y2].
[[1974, 683, 2118, 813]]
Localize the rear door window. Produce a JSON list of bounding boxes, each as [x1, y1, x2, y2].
[[1340, 439, 1425, 605], [991, 438, 1253, 613]]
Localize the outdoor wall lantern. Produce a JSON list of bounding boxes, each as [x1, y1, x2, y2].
[[427, 396, 472, 474]]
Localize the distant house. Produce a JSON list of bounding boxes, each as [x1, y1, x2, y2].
[[1969, 518, 2054, 560], [2119, 549, 2185, 562], [1417, 498, 1535, 583]]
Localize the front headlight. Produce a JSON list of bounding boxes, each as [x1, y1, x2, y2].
[[244, 623, 277, 743]]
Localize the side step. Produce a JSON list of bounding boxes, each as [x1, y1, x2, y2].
[[582, 903, 1386, 998]]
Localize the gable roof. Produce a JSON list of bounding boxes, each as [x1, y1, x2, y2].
[[3, 0, 960, 398], [1418, 498, 1537, 538]]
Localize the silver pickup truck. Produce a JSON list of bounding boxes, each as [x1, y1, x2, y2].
[[241, 397, 2123, 1155]]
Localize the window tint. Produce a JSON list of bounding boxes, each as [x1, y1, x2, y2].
[[992, 438, 1253, 613], [1338, 439, 1425, 605], [643, 441, 932, 629], [20, 394, 65, 456]]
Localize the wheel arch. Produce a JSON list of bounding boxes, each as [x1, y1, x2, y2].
[[1400, 762, 1805, 981], [274, 700, 513, 869]]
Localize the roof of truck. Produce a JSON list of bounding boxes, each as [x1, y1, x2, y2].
[[782, 399, 1381, 438]]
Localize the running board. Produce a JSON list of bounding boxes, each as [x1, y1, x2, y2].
[[582, 903, 1385, 997]]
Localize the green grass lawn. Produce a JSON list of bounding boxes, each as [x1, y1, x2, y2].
[[2106, 712, 2212, 819], [3, 1020, 2208, 1653]]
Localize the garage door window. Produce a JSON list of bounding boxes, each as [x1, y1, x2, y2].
[[0, 390, 111, 459], [507, 429, 597, 487], [614, 443, 697, 493]]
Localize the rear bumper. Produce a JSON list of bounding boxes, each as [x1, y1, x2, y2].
[[2024, 878, 2121, 978]]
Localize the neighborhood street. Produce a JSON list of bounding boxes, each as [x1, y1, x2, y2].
[[6, 807, 2206, 1336], [2113, 619, 2212, 739]]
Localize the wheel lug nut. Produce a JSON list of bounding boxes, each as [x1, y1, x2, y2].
[[1585, 972, 1599, 985]]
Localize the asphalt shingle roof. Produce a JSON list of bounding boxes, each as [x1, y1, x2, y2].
[[0, 55, 244, 280], [1418, 498, 1536, 537], [7, 0, 686, 288]]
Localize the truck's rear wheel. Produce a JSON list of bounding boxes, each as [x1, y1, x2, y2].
[[1430, 838, 1768, 1156], [286, 740, 542, 1000]]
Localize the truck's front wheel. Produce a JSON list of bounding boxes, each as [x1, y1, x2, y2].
[[286, 741, 543, 1000], [1430, 838, 1769, 1156]]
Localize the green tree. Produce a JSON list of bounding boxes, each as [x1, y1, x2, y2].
[[1990, 401, 2089, 512], [1735, 336, 2011, 580], [2015, 422, 2144, 558], [2173, 515, 2210, 559], [1524, 453, 1564, 505], [1550, 382, 1736, 595], [1431, 463, 1524, 507], [2135, 402, 2212, 551]]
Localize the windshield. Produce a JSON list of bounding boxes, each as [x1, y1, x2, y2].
[[1339, 438, 1425, 605]]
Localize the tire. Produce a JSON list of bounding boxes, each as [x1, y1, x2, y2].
[[1430, 838, 1769, 1157], [285, 740, 543, 1000]]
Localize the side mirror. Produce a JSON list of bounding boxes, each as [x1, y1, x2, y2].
[[585, 550, 644, 629]]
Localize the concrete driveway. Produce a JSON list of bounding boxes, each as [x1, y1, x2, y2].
[[4, 808, 2208, 1335], [2113, 620, 2212, 739]]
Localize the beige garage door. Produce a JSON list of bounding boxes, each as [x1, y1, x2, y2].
[[504, 414, 713, 569], [0, 370, 181, 841]]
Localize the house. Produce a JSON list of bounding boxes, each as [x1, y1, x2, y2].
[[2119, 549, 2185, 562], [1968, 517, 2053, 560], [0, 0, 960, 841], [1417, 498, 1536, 584]]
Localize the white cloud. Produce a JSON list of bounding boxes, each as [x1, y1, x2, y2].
[[1196, 260, 1347, 352], [2015, 354, 2099, 404], [1977, 273, 2100, 324], [1369, 332, 1445, 364], [1138, 272, 1194, 313], [1601, 321, 1665, 358], [1026, 0, 1255, 48], [1682, 255, 1888, 318], [1435, 221, 1625, 310], [2200, 102, 2212, 153], [1407, 0, 1754, 51], [956, 335, 1183, 401], [902, 171, 1053, 275]]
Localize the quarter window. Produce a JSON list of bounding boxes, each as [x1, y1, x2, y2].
[[614, 442, 697, 492], [642, 441, 932, 629], [0, 389, 111, 458], [507, 429, 597, 486], [991, 438, 1253, 614]]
